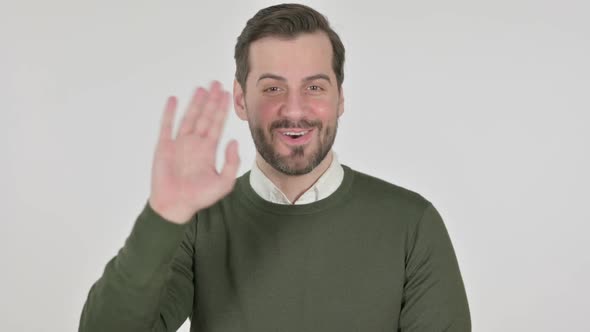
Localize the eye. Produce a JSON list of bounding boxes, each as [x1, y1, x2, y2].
[[307, 85, 322, 91], [263, 86, 281, 93]]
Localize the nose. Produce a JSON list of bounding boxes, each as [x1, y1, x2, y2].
[[279, 91, 307, 119]]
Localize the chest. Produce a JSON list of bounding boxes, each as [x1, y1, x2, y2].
[[191, 212, 407, 331]]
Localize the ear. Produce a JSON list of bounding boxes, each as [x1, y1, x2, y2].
[[233, 79, 248, 121], [337, 86, 344, 118]]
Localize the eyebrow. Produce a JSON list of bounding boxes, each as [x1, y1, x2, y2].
[[256, 73, 332, 85]]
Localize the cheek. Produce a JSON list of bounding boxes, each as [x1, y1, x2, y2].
[[246, 98, 277, 125], [257, 98, 281, 114], [308, 98, 337, 120], [256, 102, 279, 126]]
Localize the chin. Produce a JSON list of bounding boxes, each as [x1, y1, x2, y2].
[[273, 148, 328, 176], [252, 125, 333, 175]]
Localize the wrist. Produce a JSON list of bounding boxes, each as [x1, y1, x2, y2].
[[148, 197, 195, 225]]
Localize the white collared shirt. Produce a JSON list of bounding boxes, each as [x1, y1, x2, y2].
[[249, 151, 344, 205]]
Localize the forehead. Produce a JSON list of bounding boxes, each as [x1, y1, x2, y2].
[[247, 31, 334, 80]]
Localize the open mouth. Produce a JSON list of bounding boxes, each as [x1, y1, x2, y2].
[[276, 128, 314, 145]]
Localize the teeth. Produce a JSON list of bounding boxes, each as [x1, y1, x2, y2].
[[284, 131, 308, 136]]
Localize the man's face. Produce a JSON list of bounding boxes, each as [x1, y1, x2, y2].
[[234, 31, 344, 176]]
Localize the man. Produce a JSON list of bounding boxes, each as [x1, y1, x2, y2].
[[79, 3, 471, 331]]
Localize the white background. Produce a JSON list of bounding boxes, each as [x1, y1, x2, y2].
[[1, 0, 588, 331]]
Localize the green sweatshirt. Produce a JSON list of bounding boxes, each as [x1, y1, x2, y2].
[[79, 164, 471, 331]]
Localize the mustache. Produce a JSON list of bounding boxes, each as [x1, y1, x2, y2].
[[270, 119, 323, 131]]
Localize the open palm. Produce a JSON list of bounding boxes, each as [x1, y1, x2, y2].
[[149, 81, 240, 224]]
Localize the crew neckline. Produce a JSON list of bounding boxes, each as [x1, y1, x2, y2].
[[236, 164, 356, 216]]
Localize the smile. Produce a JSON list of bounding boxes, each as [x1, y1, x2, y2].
[[276, 128, 314, 145]]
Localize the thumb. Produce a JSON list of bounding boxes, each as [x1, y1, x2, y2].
[[219, 139, 240, 191]]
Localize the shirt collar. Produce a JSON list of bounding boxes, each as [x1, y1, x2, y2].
[[249, 151, 344, 205]]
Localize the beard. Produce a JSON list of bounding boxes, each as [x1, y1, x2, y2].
[[248, 115, 338, 176]]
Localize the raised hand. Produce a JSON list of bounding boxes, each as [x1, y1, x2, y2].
[[148, 81, 240, 224]]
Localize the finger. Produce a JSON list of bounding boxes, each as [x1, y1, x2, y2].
[[206, 91, 230, 146], [195, 81, 223, 137], [177, 87, 208, 137], [159, 96, 177, 143], [219, 139, 240, 192]]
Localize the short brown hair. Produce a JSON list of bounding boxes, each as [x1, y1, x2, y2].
[[234, 3, 345, 93]]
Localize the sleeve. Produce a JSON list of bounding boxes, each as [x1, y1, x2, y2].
[[399, 202, 471, 332], [78, 200, 196, 332]]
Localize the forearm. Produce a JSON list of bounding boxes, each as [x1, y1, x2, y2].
[[79, 201, 191, 332]]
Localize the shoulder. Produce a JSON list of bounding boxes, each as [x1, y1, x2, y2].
[[346, 165, 432, 214]]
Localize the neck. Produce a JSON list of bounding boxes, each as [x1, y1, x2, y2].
[[255, 150, 334, 204]]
